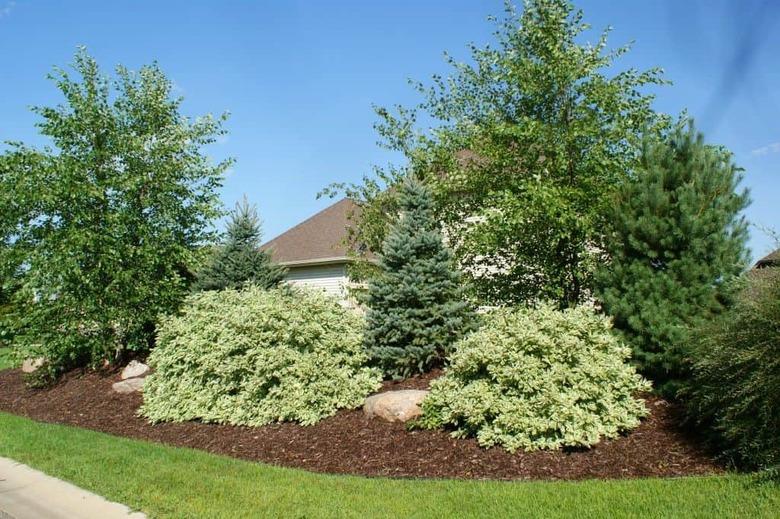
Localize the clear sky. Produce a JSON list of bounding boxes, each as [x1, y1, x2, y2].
[[1, 0, 778, 260]]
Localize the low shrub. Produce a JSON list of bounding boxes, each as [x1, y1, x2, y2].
[[683, 267, 780, 472], [415, 304, 650, 452], [141, 286, 382, 426]]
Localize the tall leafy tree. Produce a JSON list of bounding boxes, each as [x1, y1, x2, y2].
[[364, 176, 474, 379], [0, 49, 229, 378], [0, 151, 32, 348], [195, 197, 286, 291], [596, 122, 750, 396], [325, 0, 668, 307]]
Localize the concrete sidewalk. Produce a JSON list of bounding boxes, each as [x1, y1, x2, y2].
[[0, 457, 145, 519]]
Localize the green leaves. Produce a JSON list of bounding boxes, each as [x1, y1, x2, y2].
[[416, 303, 650, 452], [1, 49, 229, 378], [326, 0, 669, 308], [684, 268, 780, 471], [141, 286, 382, 426]]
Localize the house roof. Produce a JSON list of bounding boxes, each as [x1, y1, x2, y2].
[[754, 248, 780, 269], [261, 198, 371, 266]]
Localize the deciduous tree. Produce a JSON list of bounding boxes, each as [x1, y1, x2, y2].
[[0, 49, 229, 379], [325, 0, 669, 307]]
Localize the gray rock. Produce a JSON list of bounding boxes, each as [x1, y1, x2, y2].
[[112, 377, 145, 394], [120, 360, 150, 380], [21, 357, 45, 374], [363, 389, 429, 423]]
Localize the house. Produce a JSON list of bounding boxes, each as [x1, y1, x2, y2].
[[748, 247, 780, 285], [261, 198, 372, 300], [754, 248, 780, 270]]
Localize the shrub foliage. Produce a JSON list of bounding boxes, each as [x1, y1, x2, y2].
[[364, 176, 475, 378], [141, 286, 382, 426], [416, 304, 650, 452], [684, 267, 780, 471]]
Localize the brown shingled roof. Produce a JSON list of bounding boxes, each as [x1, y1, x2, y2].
[[754, 248, 780, 269], [261, 198, 369, 265]]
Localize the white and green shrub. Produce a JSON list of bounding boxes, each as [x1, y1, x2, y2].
[[416, 304, 650, 452], [141, 286, 382, 426]]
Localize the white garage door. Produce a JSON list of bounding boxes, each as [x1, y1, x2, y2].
[[284, 264, 348, 299]]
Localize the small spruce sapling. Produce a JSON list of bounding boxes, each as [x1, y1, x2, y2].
[[195, 197, 286, 291], [364, 176, 475, 378]]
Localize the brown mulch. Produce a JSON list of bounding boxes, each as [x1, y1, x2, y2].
[[0, 367, 722, 481]]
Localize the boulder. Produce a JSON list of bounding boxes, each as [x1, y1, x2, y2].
[[21, 357, 45, 374], [121, 360, 150, 380], [112, 377, 145, 394], [363, 389, 429, 423]]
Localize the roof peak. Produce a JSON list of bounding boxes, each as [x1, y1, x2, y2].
[[262, 198, 352, 244], [755, 247, 780, 269], [261, 198, 366, 265]]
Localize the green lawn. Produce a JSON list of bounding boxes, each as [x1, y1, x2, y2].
[[1, 413, 778, 518]]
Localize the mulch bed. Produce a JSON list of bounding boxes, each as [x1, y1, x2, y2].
[[0, 367, 722, 481]]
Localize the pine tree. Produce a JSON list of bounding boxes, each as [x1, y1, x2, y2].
[[195, 198, 286, 291], [596, 122, 750, 396], [365, 176, 475, 378]]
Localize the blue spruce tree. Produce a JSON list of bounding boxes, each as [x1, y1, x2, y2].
[[365, 176, 475, 378]]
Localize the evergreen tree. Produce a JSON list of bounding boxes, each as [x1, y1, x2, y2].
[[596, 122, 750, 396], [365, 176, 475, 379], [195, 198, 286, 291]]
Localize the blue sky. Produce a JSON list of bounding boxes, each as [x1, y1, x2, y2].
[[1, 0, 778, 260]]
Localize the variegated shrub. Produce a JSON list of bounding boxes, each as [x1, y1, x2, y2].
[[416, 304, 650, 452], [141, 286, 382, 426]]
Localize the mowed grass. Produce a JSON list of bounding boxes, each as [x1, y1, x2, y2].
[[0, 413, 778, 518]]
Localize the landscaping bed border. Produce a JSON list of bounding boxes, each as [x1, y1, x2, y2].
[[0, 368, 722, 481]]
